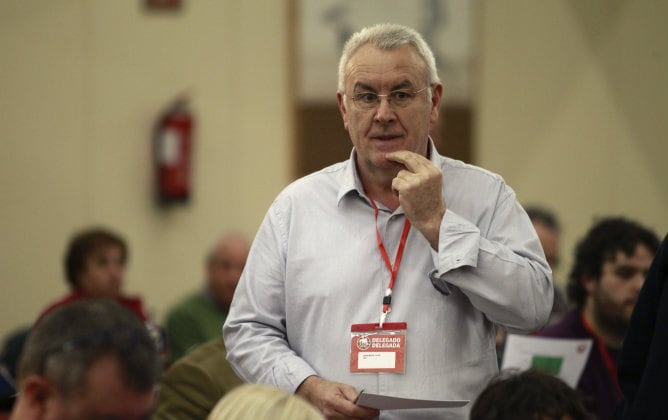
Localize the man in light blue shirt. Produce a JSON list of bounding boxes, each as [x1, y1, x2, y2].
[[224, 23, 553, 420]]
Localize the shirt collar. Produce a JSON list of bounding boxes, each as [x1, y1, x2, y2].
[[336, 148, 363, 206], [336, 137, 438, 207]]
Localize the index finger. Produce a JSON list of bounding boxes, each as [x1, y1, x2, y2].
[[386, 150, 429, 171]]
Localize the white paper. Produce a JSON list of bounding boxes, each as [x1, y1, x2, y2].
[[501, 334, 593, 388], [355, 391, 469, 410]]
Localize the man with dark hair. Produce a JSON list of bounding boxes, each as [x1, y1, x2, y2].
[[539, 217, 660, 419], [9, 299, 160, 420], [470, 369, 593, 420], [36, 226, 149, 323]]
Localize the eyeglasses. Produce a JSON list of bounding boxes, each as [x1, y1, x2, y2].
[[350, 86, 429, 111]]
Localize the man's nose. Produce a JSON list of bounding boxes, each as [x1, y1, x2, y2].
[[374, 97, 396, 122], [631, 273, 645, 294]]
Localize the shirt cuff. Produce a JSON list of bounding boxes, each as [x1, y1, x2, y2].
[[273, 354, 319, 394], [430, 209, 480, 276]]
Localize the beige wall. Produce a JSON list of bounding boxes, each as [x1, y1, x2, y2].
[[0, 1, 292, 334], [1, 1, 667, 338], [477, 0, 668, 283]]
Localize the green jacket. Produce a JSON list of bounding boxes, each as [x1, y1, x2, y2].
[[152, 337, 243, 420], [165, 292, 227, 363]]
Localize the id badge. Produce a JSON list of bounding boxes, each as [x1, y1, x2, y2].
[[350, 322, 407, 373]]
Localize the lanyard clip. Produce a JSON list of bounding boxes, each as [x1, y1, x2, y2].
[[380, 288, 392, 327], [379, 310, 388, 328]]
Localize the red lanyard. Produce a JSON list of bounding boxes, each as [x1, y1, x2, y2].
[[369, 197, 411, 327], [580, 311, 622, 396]]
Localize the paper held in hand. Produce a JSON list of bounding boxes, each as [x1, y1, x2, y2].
[[354, 390, 469, 410]]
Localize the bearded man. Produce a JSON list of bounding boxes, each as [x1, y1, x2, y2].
[[539, 217, 659, 420]]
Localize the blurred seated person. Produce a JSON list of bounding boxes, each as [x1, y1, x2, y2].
[[496, 206, 570, 365], [207, 383, 324, 420], [35, 227, 149, 323], [4, 227, 155, 416], [1, 327, 30, 382], [525, 205, 570, 325], [0, 327, 31, 415], [164, 232, 249, 363], [539, 217, 659, 419], [152, 336, 243, 420], [0, 365, 15, 418], [470, 369, 593, 420], [9, 299, 160, 420]]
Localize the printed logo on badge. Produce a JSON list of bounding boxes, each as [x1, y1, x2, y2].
[[356, 335, 371, 351]]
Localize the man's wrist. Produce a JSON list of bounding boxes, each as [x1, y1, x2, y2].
[[418, 206, 445, 250], [295, 374, 321, 398]]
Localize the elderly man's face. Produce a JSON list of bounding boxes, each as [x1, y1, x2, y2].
[[207, 237, 250, 309], [337, 44, 442, 180]]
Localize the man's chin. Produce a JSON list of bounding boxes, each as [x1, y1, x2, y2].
[[358, 153, 403, 176], [367, 155, 400, 170], [384, 158, 405, 168], [593, 303, 631, 338]]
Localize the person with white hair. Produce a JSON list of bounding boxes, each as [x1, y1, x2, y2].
[[224, 23, 552, 419]]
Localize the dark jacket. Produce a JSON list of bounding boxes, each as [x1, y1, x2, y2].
[[615, 233, 668, 419]]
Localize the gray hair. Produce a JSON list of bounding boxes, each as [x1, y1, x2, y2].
[[18, 299, 159, 396], [337, 23, 440, 93]]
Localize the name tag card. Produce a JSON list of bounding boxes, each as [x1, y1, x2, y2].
[[350, 322, 407, 373]]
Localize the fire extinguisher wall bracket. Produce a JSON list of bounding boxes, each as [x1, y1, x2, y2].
[[153, 97, 194, 206]]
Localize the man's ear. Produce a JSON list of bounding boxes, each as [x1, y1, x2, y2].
[[429, 83, 443, 126], [336, 92, 349, 131], [581, 275, 598, 294], [20, 375, 56, 416]]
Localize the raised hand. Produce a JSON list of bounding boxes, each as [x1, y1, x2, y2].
[[386, 150, 445, 250]]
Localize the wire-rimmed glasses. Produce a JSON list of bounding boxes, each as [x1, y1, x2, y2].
[[349, 86, 429, 110]]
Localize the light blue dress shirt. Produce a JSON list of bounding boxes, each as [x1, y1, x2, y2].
[[224, 140, 553, 419]]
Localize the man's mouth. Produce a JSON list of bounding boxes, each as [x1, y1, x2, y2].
[[371, 134, 401, 141]]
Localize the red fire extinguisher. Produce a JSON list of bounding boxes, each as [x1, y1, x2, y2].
[[154, 97, 194, 205]]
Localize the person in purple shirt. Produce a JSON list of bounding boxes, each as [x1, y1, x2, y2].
[[539, 217, 659, 419]]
